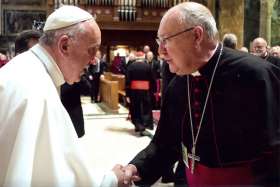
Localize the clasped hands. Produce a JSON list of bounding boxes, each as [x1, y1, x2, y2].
[[112, 164, 141, 187]]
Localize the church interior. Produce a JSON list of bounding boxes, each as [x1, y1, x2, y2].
[[0, 0, 280, 186], [0, 0, 279, 58]]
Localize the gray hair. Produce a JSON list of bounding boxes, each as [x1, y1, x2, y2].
[[39, 22, 86, 46], [222, 33, 238, 49], [177, 2, 218, 40]]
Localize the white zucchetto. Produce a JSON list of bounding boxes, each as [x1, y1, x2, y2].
[[43, 5, 93, 32]]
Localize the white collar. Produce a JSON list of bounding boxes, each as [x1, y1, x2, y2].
[[191, 71, 201, 77], [31, 44, 65, 88]]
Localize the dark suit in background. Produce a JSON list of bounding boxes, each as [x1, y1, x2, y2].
[[61, 82, 85, 138], [126, 58, 157, 132]]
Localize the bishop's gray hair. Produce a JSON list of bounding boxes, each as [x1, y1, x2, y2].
[[177, 3, 218, 40]]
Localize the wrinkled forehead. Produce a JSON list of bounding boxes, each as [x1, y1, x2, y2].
[[158, 10, 185, 35], [253, 40, 267, 48], [88, 20, 101, 43], [253, 38, 268, 47], [85, 20, 101, 46]]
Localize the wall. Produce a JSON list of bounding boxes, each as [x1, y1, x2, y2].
[[218, 0, 245, 49], [0, 0, 47, 54]]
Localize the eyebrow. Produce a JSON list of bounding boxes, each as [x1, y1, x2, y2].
[[89, 42, 100, 48]]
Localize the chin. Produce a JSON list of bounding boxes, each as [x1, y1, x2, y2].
[[65, 80, 74, 85], [169, 65, 178, 73], [73, 78, 81, 84], [176, 71, 188, 76], [66, 77, 80, 85], [176, 68, 193, 76]]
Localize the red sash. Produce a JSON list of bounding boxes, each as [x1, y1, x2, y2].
[[185, 161, 254, 186], [130, 80, 149, 90]]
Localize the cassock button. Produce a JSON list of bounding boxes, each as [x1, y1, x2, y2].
[[194, 77, 201, 81], [194, 88, 200, 93], [194, 113, 200, 118], [194, 101, 200, 106]]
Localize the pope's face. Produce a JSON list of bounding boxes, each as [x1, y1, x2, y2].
[[67, 20, 101, 84]]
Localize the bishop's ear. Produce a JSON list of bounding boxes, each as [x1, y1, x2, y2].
[[192, 26, 203, 47]]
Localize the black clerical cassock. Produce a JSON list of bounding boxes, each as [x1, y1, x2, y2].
[[129, 44, 280, 187]]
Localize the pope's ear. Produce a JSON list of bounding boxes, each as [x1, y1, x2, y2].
[[58, 35, 69, 53]]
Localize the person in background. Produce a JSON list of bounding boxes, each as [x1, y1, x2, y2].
[[146, 51, 161, 79], [252, 37, 280, 67], [88, 50, 103, 103], [15, 29, 42, 55], [146, 51, 161, 109], [222, 33, 237, 49], [0, 5, 125, 187], [61, 82, 85, 137], [0, 53, 8, 68], [239, 46, 249, 52], [270, 45, 280, 58], [125, 51, 156, 136], [111, 52, 123, 74], [123, 2, 280, 187], [101, 53, 109, 72], [126, 51, 136, 68], [143, 45, 151, 56]]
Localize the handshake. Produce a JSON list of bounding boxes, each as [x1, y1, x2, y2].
[[112, 164, 141, 187]]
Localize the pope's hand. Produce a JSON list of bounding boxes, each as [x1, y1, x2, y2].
[[123, 164, 141, 185], [112, 164, 125, 186]]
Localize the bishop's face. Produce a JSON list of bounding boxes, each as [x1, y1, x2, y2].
[[157, 11, 197, 75]]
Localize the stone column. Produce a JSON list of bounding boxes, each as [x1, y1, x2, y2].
[[218, 0, 245, 48], [260, 0, 276, 45], [207, 0, 216, 13]]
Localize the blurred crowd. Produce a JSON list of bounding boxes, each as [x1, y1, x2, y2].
[[1, 32, 280, 113]]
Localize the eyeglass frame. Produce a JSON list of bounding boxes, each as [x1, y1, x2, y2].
[[156, 27, 194, 46]]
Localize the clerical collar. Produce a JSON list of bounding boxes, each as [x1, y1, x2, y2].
[[191, 71, 201, 77], [195, 43, 222, 78]]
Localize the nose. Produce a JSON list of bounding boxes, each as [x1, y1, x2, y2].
[[158, 44, 168, 58]]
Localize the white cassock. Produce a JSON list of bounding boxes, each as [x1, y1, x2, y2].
[[0, 44, 117, 187]]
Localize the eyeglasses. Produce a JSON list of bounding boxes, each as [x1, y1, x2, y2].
[[156, 27, 194, 46]]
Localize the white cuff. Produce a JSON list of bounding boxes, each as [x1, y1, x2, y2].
[[100, 170, 118, 187]]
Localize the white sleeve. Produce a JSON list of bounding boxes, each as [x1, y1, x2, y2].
[[100, 171, 118, 187]]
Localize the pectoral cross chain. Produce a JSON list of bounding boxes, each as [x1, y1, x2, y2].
[[187, 147, 200, 174]]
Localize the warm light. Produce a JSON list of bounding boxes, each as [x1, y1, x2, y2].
[[114, 46, 129, 57]]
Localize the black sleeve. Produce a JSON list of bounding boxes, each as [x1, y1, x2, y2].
[[264, 64, 280, 147], [263, 65, 280, 186], [129, 77, 185, 186]]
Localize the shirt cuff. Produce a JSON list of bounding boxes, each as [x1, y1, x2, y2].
[[100, 170, 118, 187]]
